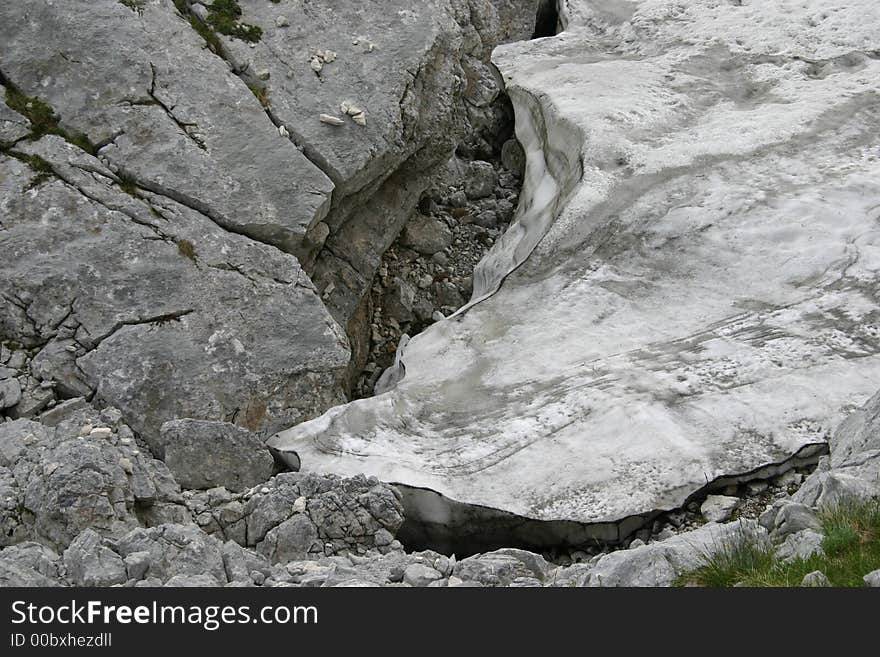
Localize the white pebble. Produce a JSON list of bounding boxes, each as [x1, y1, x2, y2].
[[319, 114, 345, 126]]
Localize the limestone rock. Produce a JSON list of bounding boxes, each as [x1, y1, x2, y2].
[[0, 542, 64, 587], [0, 136, 349, 450], [113, 524, 228, 586], [775, 529, 826, 563], [453, 548, 552, 586], [186, 472, 404, 564], [771, 504, 821, 540], [801, 571, 831, 587], [160, 419, 274, 492], [587, 521, 769, 587], [863, 569, 880, 587], [0, 413, 186, 551], [464, 160, 498, 199], [700, 495, 740, 523], [403, 563, 443, 587], [400, 216, 454, 256], [63, 529, 127, 587]]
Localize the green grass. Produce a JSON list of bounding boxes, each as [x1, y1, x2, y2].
[[119, 0, 146, 14], [206, 0, 262, 43], [677, 497, 880, 587], [2, 82, 96, 154]]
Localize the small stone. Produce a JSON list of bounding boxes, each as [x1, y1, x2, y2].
[[746, 480, 769, 495], [279, 125, 290, 138], [256, 69, 270, 81], [79, 424, 93, 437], [801, 571, 831, 587], [464, 161, 497, 199], [119, 458, 134, 475], [351, 111, 367, 126], [403, 563, 443, 587], [309, 57, 323, 73], [292, 496, 307, 514], [776, 470, 804, 488], [319, 114, 345, 126], [431, 311, 445, 322], [275, 16, 290, 27], [863, 569, 880, 587], [89, 427, 113, 439], [700, 495, 740, 522]]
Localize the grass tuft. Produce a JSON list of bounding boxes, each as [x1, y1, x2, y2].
[[207, 0, 262, 43], [119, 0, 147, 14], [3, 83, 97, 155], [677, 497, 880, 587], [176, 239, 198, 262]]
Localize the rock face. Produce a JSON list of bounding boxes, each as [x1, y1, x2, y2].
[[0, 134, 348, 448], [271, 0, 880, 546]]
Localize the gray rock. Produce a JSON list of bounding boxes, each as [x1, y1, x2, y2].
[[403, 563, 443, 587], [400, 216, 454, 255], [0, 1, 333, 259], [382, 278, 417, 324], [0, 136, 349, 451], [464, 161, 497, 199], [124, 551, 152, 582], [63, 529, 127, 587], [863, 569, 880, 587], [114, 524, 228, 586], [160, 419, 274, 492], [453, 548, 552, 586], [185, 472, 406, 564], [587, 521, 769, 587], [473, 210, 499, 228], [0, 542, 64, 587], [500, 138, 525, 174], [775, 529, 825, 562], [700, 495, 740, 523], [0, 416, 186, 551], [0, 100, 30, 145], [771, 503, 821, 540], [163, 574, 220, 587], [801, 570, 831, 587], [0, 378, 22, 410]]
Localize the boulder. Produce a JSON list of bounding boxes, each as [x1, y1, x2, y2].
[[160, 419, 274, 492], [400, 216, 454, 256], [63, 529, 128, 587], [775, 529, 826, 563], [464, 160, 498, 199]]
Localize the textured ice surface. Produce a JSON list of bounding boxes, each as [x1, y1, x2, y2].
[[271, 0, 880, 538]]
